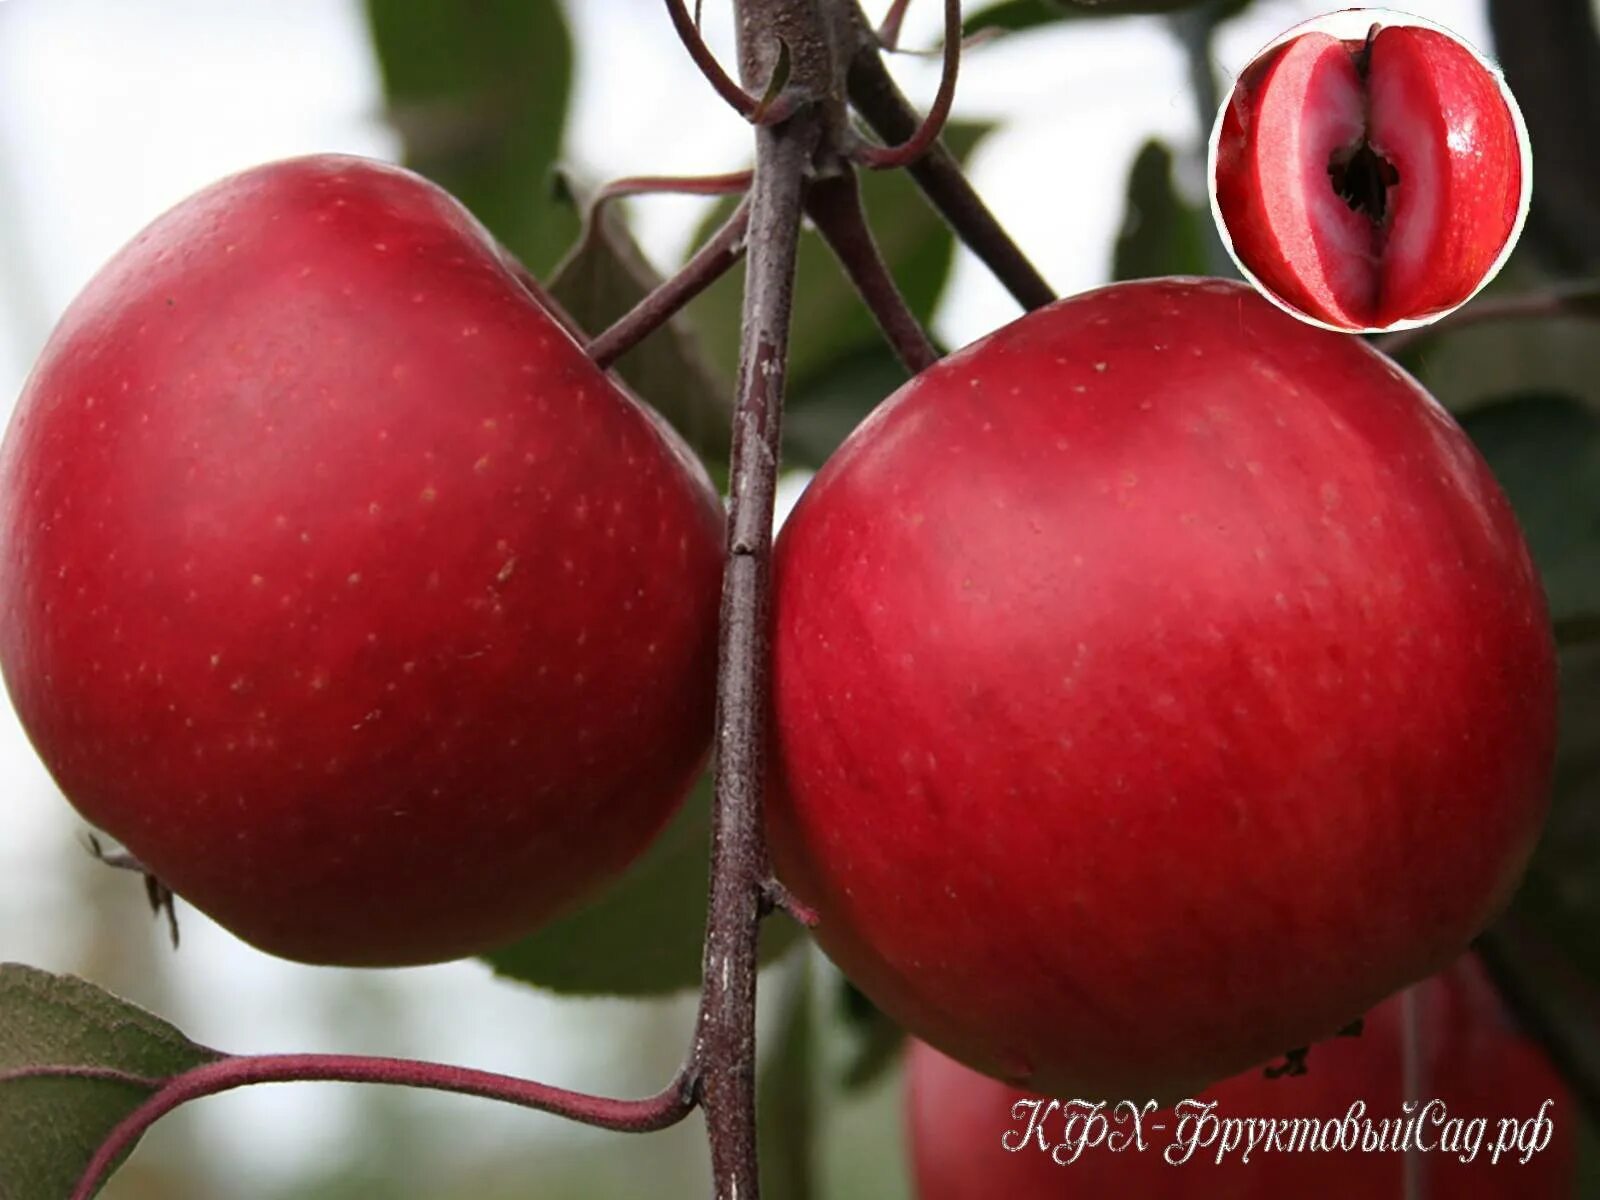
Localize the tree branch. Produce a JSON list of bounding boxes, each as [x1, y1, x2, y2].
[[845, 16, 1055, 312], [63, 1055, 693, 1200], [587, 198, 753, 369], [1375, 281, 1600, 356], [690, 4, 824, 1195], [806, 168, 939, 373]]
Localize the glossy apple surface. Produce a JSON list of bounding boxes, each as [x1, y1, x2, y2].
[[907, 955, 1576, 1198], [0, 155, 725, 966], [1214, 22, 1523, 330], [769, 277, 1555, 1099]]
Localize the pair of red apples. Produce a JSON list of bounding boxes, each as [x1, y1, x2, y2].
[[0, 144, 1555, 1108]]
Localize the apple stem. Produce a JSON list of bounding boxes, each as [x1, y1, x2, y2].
[[851, 0, 962, 169], [63, 1054, 696, 1200], [844, 18, 1056, 312], [586, 198, 754, 369], [806, 168, 941, 373], [760, 876, 821, 927]]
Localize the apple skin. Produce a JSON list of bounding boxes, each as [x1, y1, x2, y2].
[[768, 277, 1556, 1100], [1214, 23, 1523, 330], [906, 955, 1577, 1199], [0, 155, 726, 966]]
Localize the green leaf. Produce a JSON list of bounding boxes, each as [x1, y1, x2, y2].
[[837, 979, 906, 1093], [693, 124, 991, 399], [966, 0, 1250, 35], [0, 964, 219, 1200], [784, 344, 919, 471], [1112, 139, 1210, 282], [1462, 394, 1600, 624], [547, 204, 732, 466], [758, 957, 817, 1200], [1464, 395, 1600, 986], [364, 0, 578, 278], [482, 777, 802, 996]]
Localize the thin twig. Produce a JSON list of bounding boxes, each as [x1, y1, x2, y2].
[[591, 171, 754, 211], [1375, 281, 1600, 356], [853, 0, 961, 169], [66, 1055, 694, 1200], [587, 198, 754, 368], [806, 168, 940, 373], [845, 18, 1055, 311], [877, 0, 914, 50], [667, 0, 763, 119]]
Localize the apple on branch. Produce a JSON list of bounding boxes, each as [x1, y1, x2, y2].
[[0, 155, 725, 967], [768, 276, 1556, 1102]]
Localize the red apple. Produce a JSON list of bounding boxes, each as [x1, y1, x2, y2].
[[768, 277, 1555, 1100], [1213, 20, 1524, 330], [906, 954, 1577, 1198], [0, 155, 725, 966]]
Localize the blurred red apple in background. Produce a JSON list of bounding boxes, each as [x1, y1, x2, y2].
[[769, 277, 1555, 1100], [906, 954, 1576, 1198], [0, 155, 725, 966]]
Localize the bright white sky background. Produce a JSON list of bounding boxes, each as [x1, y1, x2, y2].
[[0, 0, 1498, 1192]]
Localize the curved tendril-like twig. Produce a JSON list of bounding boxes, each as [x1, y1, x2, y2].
[[591, 170, 755, 214], [47, 1054, 695, 1200], [665, 0, 760, 119], [846, 30, 1056, 312], [586, 197, 754, 369], [853, 0, 961, 169]]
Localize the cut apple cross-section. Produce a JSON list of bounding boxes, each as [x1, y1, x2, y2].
[[1215, 22, 1524, 331]]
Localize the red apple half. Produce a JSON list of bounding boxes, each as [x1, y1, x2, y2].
[[907, 954, 1576, 1198], [0, 155, 725, 967], [768, 277, 1555, 1100], [1213, 19, 1526, 330]]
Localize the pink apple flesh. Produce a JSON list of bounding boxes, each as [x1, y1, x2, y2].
[[768, 278, 1556, 1101], [1215, 25, 1522, 329], [0, 155, 726, 967]]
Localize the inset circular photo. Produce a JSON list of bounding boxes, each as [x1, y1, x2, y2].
[[1209, 8, 1532, 334]]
